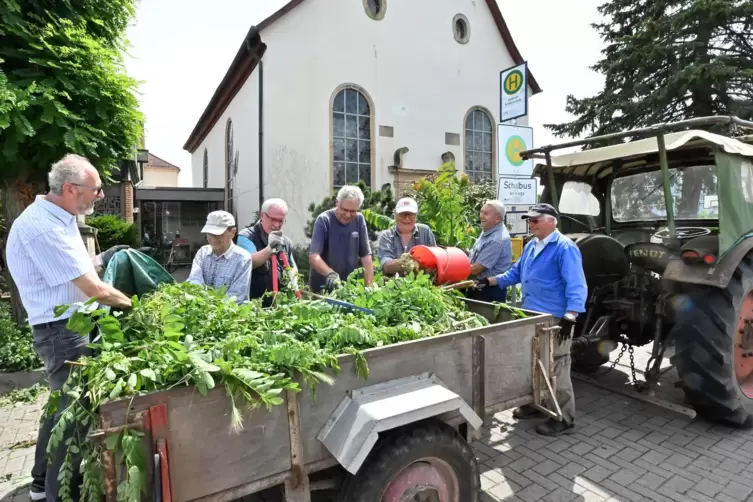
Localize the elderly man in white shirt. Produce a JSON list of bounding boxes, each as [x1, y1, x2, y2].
[[6, 154, 132, 502], [187, 210, 252, 303]]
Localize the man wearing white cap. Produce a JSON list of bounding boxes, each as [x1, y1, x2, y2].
[[377, 197, 436, 276], [187, 210, 252, 303]]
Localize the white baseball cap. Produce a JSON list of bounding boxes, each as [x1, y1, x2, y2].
[[395, 197, 418, 214], [201, 210, 236, 235]]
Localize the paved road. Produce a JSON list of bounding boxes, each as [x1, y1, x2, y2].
[[3, 344, 753, 502]]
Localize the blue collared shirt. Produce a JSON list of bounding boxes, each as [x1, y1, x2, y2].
[[494, 231, 588, 317], [187, 243, 252, 303], [6, 196, 94, 325], [469, 224, 513, 279], [377, 223, 437, 267]]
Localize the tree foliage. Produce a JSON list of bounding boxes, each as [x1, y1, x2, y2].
[[0, 0, 143, 182], [546, 0, 753, 141], [87, 214, 140, 251]]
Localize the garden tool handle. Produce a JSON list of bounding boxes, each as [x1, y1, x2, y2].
[[278, 250, 302, 299], [271, 254, 279, 293]]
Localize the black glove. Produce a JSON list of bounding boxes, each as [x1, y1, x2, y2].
[[474, 277, 490, 289], [325, 271, 341, 291], [101, 245, 129, 267], [558, 317, 576, 343]]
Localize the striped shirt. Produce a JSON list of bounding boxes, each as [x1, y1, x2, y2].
[[187, 243, 252, 303], [376, 223, 437, 267], [469, 223, 513, 279], [5, 196, 94, 325]]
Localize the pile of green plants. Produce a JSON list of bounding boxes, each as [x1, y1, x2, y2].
[[86, 214, 140, 251], [47, 272, 488, 502], [0, 302, 40, 372]]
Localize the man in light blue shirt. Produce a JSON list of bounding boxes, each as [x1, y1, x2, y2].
[[467, 200, 513, 303], [6, 154, 132, 502], [187, 210, 252, 303], [476, 203, 587, 437]]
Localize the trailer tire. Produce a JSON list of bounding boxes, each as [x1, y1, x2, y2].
[[336, 419, 479, 502], [671, 252, 753, 428]]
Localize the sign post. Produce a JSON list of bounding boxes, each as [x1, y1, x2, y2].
[[499, 62, 528, 122]]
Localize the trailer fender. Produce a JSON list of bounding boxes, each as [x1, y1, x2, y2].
[[316, 372, 482, 475]]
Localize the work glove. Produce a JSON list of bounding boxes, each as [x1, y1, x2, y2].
[[474, 277, 490, 290], [557, 317, 576, 343], [325, 271, 341, 291], [100, 245, 129, 267], [267, 231, 285, 253]]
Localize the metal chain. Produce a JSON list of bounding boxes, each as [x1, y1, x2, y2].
[[592, 343, 627, 377], [628, 345, 639, 387]]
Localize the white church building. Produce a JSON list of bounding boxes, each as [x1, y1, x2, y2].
[[184, 0, 541, 242]]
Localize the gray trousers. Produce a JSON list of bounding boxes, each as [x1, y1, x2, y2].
[[550, 319, 576, 424], [31, 320, 91, 501]]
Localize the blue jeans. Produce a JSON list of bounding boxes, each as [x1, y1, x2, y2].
[[31, 320, 91, 502]]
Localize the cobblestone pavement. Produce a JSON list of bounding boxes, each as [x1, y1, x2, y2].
[[4, 344, 753, 502]]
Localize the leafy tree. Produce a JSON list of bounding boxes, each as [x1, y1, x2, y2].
[[547, 0, 753, 140], [0, 0, 142, 323], [546, 0, 752, 217]]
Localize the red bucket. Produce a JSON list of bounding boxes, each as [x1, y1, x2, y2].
[[409, 246, 471, 285]]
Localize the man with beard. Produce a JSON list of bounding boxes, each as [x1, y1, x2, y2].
[[308, 185, 374, 292], [5, 154, 133, 502], [235, 198, 294, 306]]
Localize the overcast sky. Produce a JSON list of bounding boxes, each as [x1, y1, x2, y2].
[[125, 0, 606, 186]]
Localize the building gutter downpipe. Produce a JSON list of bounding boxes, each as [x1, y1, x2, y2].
[[258, 59, 264, 209]]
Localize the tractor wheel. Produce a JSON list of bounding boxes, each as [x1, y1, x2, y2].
[[336, 419, 479, 502], [671, 252, 753, 428]]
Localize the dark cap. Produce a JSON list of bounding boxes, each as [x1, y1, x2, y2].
[[521, 203, 559, 220]]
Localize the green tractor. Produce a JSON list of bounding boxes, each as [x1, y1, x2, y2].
[[520, 116, 753, 427]]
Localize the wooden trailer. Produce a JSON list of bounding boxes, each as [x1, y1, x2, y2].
[[94, 300, 561, 502]]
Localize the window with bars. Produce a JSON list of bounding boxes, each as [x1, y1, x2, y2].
[[226, 120, 234, 214], [332, 87, 371, 190], [202, 148, 209, 188], [464, 109, 493, 183]]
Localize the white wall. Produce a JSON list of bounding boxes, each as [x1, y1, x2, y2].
[[191, 0, 534, 242], [143, 167, 179, 187]]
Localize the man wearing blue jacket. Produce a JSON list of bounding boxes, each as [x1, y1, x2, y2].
[[476, 203, 587, 436]]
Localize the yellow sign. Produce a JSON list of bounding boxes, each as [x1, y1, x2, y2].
[[504, 70, 524, 95], [511, 237, 524, 262]]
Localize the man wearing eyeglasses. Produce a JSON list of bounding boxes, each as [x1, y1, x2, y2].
[[5, 154, 133, 502], [236, 198, 296, 306], [474, 203, 587, 437], [377, 197, 436, 276]]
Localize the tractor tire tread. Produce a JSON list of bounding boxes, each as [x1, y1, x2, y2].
[[671, 253, 753, 428]]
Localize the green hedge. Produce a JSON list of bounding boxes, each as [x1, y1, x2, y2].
[[0, 302, 40, 372], [87, 214, 140, 251]]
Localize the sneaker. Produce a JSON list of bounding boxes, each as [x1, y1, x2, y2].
[[29, 488, 46, 501]]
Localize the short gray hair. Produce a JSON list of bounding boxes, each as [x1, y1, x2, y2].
[[48, 154, 92, 195], [336, 185, 365, 208], [484, 200, 507, 220], [260, 198, 288, 214]]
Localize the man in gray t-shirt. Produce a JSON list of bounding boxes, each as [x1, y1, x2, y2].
[[309, 185, 374, 292]]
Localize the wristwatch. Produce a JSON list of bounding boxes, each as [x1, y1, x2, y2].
[[564, 312, 577, 322]]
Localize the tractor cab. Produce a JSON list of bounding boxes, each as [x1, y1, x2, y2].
[[520, 116, 753, 427]]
